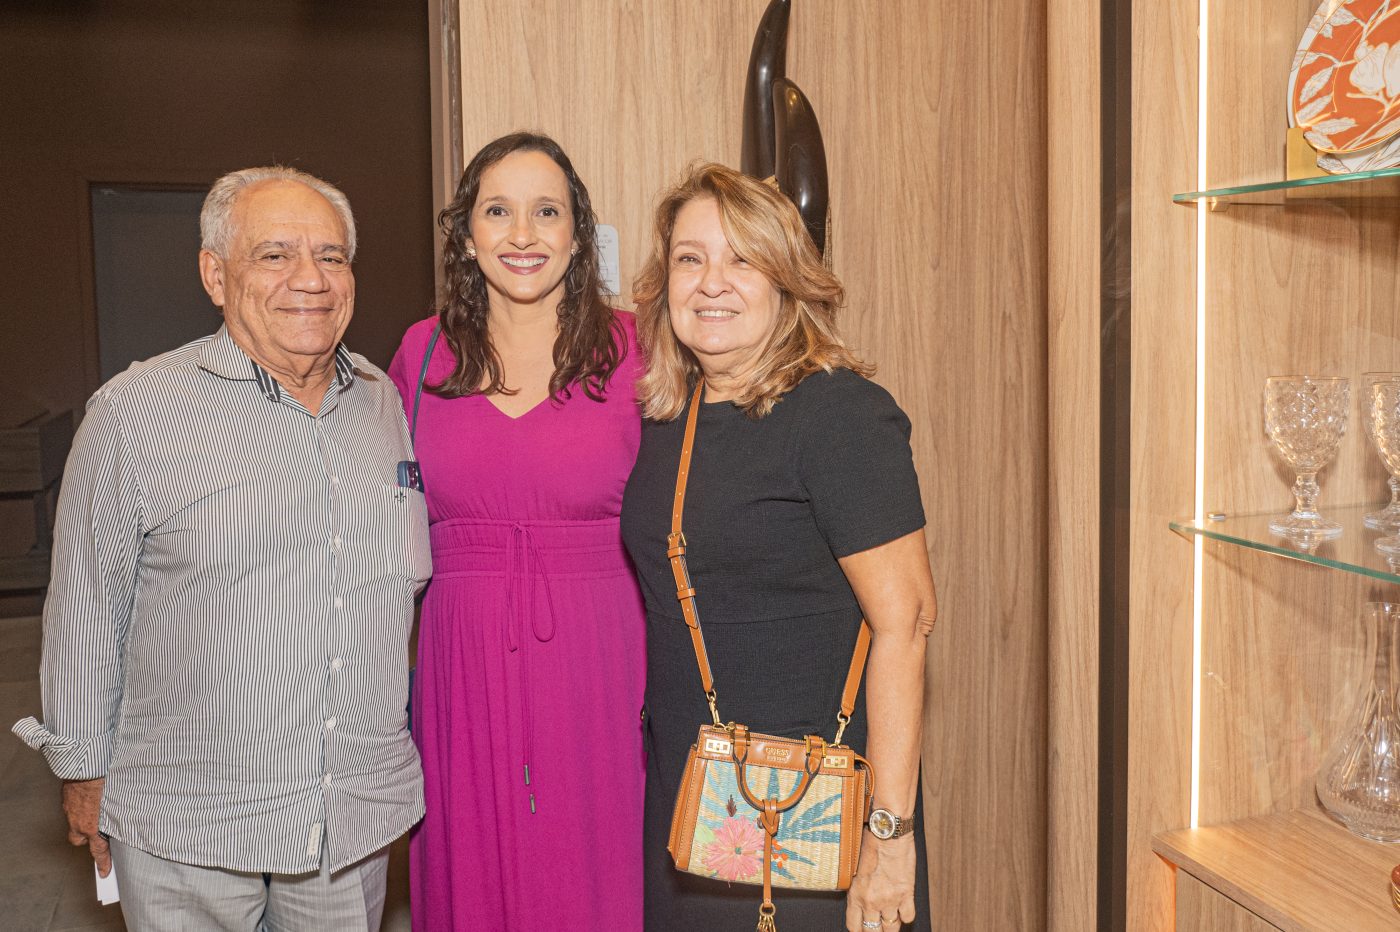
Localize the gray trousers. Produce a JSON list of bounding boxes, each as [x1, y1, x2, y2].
[[108, 838, 390, 932]]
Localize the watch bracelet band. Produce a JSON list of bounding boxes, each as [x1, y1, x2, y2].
[[888, 816, 915, 838]]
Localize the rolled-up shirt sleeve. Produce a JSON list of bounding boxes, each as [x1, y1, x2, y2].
[[12, 389, 144, 780]]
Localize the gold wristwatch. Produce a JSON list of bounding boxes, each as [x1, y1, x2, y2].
[[867, 808, 915, 840]]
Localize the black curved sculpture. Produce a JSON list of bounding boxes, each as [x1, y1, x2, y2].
[[739, 0, 790, 180], [739, 0, 830, 260], [772, 77, 830, 259]]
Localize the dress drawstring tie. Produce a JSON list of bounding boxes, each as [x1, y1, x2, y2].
[[504, 522, 558, 813]]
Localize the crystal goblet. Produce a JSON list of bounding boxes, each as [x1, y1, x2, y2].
[[1366, 373, 1400, 532], [1264, 375, 1349, 541], [1370, 380, 1400, 555]]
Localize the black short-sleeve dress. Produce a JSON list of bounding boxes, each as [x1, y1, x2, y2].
[[621, 368, 931, 931]]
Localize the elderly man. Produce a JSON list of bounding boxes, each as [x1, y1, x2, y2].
[[13, 167, 430, 931]]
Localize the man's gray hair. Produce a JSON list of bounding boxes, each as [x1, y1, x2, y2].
[[200, 166, 357, 260]]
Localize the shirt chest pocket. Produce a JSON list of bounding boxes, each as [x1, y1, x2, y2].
[[360, 483, 432, 587]]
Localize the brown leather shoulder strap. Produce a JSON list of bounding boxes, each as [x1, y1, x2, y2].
[[840, 621, 872, 721], [667, 383, 716, 704], [666, 381, 873, 740]]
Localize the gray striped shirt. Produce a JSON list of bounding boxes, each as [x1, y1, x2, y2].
[[13, 326, 431, 873]]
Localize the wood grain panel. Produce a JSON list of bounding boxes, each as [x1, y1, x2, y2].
[[1128, 0, 1199, 926], [453, 2, 1049, 928], [1204, 0, 1320, 189], [1197, 547, 1371, 822], [1046, 0, 1102, 924], [427, 0, 463, 283], [1176, 871, 1281, 932]]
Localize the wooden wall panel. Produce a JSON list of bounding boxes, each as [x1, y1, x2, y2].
[[453, 2, 1049, 928], [1204, 0, 1319, 189], [1046, 0, 1102, 925], [427, 0, 463, 280], [1199, 549, 1369, 822], [1128, 0, 1199, 926]]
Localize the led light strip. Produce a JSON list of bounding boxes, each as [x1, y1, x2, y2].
[[1190, 0, 1210, 831]]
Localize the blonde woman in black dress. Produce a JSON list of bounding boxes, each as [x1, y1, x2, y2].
[[621, 163, 937, 932]]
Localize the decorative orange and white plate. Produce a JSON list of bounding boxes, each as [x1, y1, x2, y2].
[[1290, 0, 1400, 154]]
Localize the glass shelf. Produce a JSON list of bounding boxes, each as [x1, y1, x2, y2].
[[1172, 166, 1400, 206], [1170, 503, 1400, 585]]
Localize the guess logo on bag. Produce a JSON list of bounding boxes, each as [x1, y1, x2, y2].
[[762, 746, 793, 763]]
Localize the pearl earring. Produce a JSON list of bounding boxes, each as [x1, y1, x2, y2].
[[465, 245, 477, 260]]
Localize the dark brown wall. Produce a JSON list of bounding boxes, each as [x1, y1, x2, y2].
[[0, 0, 435, 418]]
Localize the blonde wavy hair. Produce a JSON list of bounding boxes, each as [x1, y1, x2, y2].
[[633, 162, 871, 420]]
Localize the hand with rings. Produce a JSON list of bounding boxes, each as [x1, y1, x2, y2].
[[845, 827, 917, 931]]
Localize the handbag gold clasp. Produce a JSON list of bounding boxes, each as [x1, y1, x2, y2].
[[706, 689, 722, 726], [833, 711, 851, 746]]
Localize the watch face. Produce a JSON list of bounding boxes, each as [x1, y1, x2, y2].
[[869, 809, 896, 839]]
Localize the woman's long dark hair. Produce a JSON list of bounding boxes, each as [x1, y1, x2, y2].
[[432, 132, 623, 401]]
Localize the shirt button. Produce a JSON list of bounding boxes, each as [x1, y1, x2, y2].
[[325, 717, 337, 730], [332, 536, 342, 550], [331, 475, 340, 485], [334, 597, 344, 609], [331, 658, 344, 671], [323, 774, 333, 786]]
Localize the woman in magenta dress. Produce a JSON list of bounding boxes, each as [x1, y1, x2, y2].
[[388, 132, 644, 930]]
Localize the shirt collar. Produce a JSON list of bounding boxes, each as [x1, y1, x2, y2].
[[197, 326, 359, 404]]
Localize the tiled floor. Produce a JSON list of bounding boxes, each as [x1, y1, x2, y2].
[[0, 614, 411, 932]]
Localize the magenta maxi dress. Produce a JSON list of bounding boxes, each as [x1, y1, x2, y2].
[[388, 312, 646, 931]]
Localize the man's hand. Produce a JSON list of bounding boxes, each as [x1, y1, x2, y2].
[[62, 778, 111, 876]]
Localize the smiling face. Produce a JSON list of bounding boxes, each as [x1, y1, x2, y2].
[[468, 149, 576, 313], [199, 180, 354, 374], [666, 196, 783, 389]]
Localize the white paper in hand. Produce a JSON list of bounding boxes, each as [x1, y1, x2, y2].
[[95, 861, 120, 905]]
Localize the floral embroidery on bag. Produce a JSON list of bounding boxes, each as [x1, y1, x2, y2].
[[701, 815, 765, 881]]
